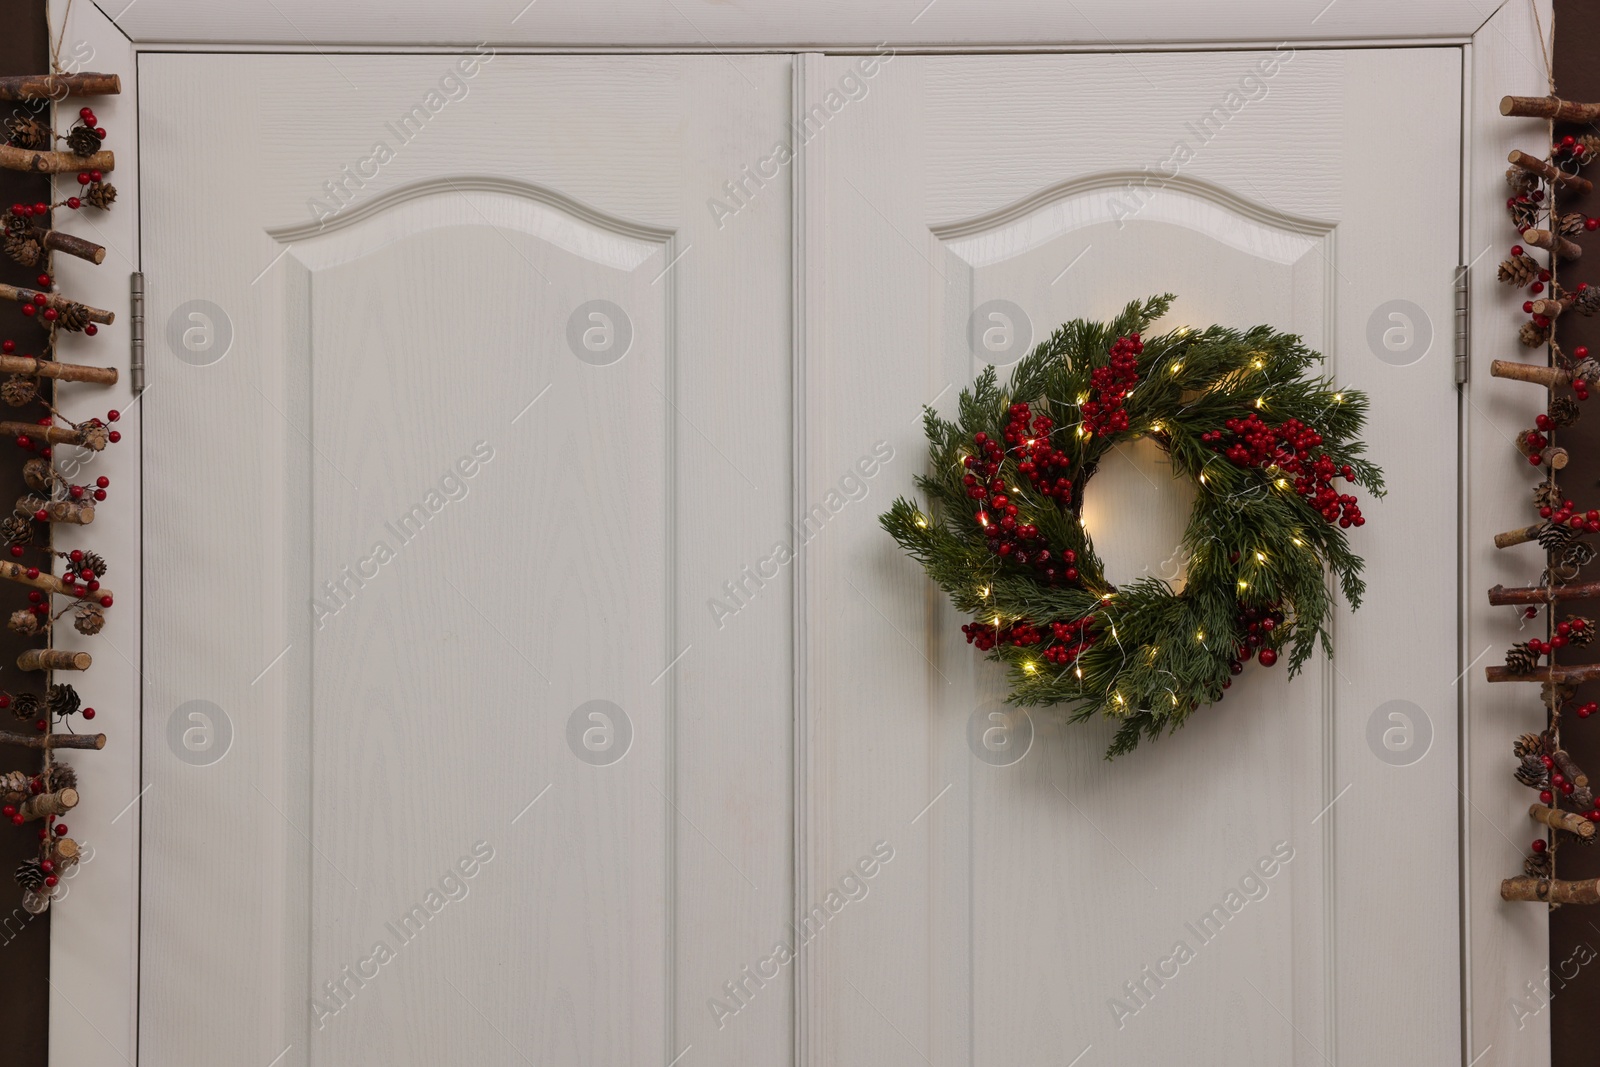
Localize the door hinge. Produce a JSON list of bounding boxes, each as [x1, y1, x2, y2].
[[1454, 264, 1470, 385], [129, 272, 144, 395]]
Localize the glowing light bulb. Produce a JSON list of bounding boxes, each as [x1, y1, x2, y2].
[[1170, 362, 1184, 375], [1024, 662, 1038, 674]]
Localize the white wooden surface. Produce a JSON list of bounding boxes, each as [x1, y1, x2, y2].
[[139, 55, 794, 1067], [40, 3, 142, 1065], [99, 0, 1498, 49], [805, 49, 1464, 1065], [1464, 2, 1557, 1062]]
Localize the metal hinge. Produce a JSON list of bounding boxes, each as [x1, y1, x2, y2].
[[129, 272, 144, 395], [1454, 264, 1470, 385]]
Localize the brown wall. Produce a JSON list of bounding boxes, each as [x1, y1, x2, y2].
[[1549, 1, 1600, 1058], [0, 0, 52, 1063]]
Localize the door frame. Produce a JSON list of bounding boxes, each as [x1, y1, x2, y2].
[[54, 1, 1550, 1064]]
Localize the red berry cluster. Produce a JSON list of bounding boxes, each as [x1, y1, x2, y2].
[[961, 619, 1040, 652], [1577, 346, 1593, 402], [1002, 402, 1073, 502], [1552, 134, 1593, 168], [1201, 413, 1365, 528], [1041, 617, 1096, 665], [1081, 333, 1142, 437], [962, 428, 1080, 585], [1538, 494, 1600, 532], [1229, 602, 1286, 675]]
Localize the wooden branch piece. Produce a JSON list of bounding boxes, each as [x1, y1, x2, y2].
[[18, 787, 77, 821], [1490, 359, 1570, 388], [0, 561, 111, 601], [1553, 749, 1590, 789], [1488, 663, 1600, 684], [1501, 95, 1600, 122], [1509, 150, 1594, 194], [1501, 876, 1600, 904], [38, 229, 106, 266], [0, 145, 114, 174], [0, 284, 113, 324], [1530, 803, 1595, 837], [0, 73, 121, 100], [0, 421, 108, 451], [19, 495, 93, 525], [1524, 228, 1583, 260], [1489, 581, 1600, 605], [1531, 298, 1567, 320], [17, 649, 90, 672], [0, 732, 104, 750], [1494, 523, 1544, 549], [0, 354, 117, 385]]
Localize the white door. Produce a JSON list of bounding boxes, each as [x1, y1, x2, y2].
[[139, 54, 795, 1067], [802, 49, 1461, 1065], [141, 48, 1463, 1067]]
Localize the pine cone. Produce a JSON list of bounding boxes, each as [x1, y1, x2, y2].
[[1548, 396, 1581, 428], [47, 761, 75, 792], [0, 515, 33, 547], [1505, 641, 1541, 675], [0, 375, 37, 408], [1498, 253, 1541, 286], [1508, 166, 1542, 196], [1509, 199, 1541, 231], [65, 124, 101, 157], [1538, 521, 1577, 551], [10, 693, 39, 723], [1524, 850, 1553, 879], [3, 230, 41, 268], [7, 609, 39, 637], [1514, 731, 1548, 758], [1515, 753, 1550, 788], [1575, 359, 1600, 388], [1521, 320, 1551, 349], [1561, 212, 1589, 237], [3, 114, 51, 150], [1535, 478, 1564, 510], [78, 423, 108, 451], [1572, 285, 1600, 317], [1564, 615, 1596, 648], [68, 550, 106, 578], [22, 459, 53, 494], [0, 769, 27, 801], [14, 860, 44, 892], [45, 684, 80, 719], [54, 303, 89, 332], [72, 604, 103, 635], [83, 181, 116, 211]]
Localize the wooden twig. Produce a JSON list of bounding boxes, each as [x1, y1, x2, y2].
[[1490, 359, 1570, 388], [1553, 749, 1590, 789], [17, 649, 90, 672], [1524, 228, 1584, 260], [1509, 150, 1594, 194], [1530, 803, 1596, 837], [36, 229, 106, 266], [0, 421, 107, 451], [0, 145, 113, 175], [19, 496, 93, 525], [18, 787, 76, 821], [1487, 663, 1600, 684], [1501, 876, 1600, 904], [0, 73, 121, 100], [1531, 298, 1567, 320], [1489, 581, 1600, 605], [0, 561, 110, 601], [1501, 95, 1600, 122], [0, 285, 113, 325], [1494, 523, 1544, 549], [0, 732, 104, 750], [0, 354, 117, 385]]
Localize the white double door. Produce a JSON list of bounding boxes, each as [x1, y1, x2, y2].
[[140, 49, 1461, 1066]]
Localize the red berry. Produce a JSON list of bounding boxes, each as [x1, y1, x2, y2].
[[1532, 838, 1548, 853], [83, 324, 97, 337], [1541, 790, 1555, 804], [79, 107, 94, 121], [43, 875, 57, 887], [95, 476, 109, 488], [1257, 648, 1278, 667], [92, 488, 106, 501], [93, 127, 105, 138], [89, 170, 101, 182], [21, 305, 35, 318], [53, 824, 66, 836], [1512, 245, 1525, 256], [106, 428, 118, 441], [76, 171, 90, 185], [82, 708, 94, 720], [66, 197, 81, 210], [106, 410, 119, 422], [99, 595, 112, 607]]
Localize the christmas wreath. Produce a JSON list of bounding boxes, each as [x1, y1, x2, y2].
[[881, 295, 1383, 756]]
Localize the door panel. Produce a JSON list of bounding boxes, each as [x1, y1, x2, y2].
[[804, 49, 1461, 1065], [139, 54, 793, 1067]]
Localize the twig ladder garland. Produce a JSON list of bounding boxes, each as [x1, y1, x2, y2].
[[0, 59, 121, 913], [1489, 87, 1600, 904]]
